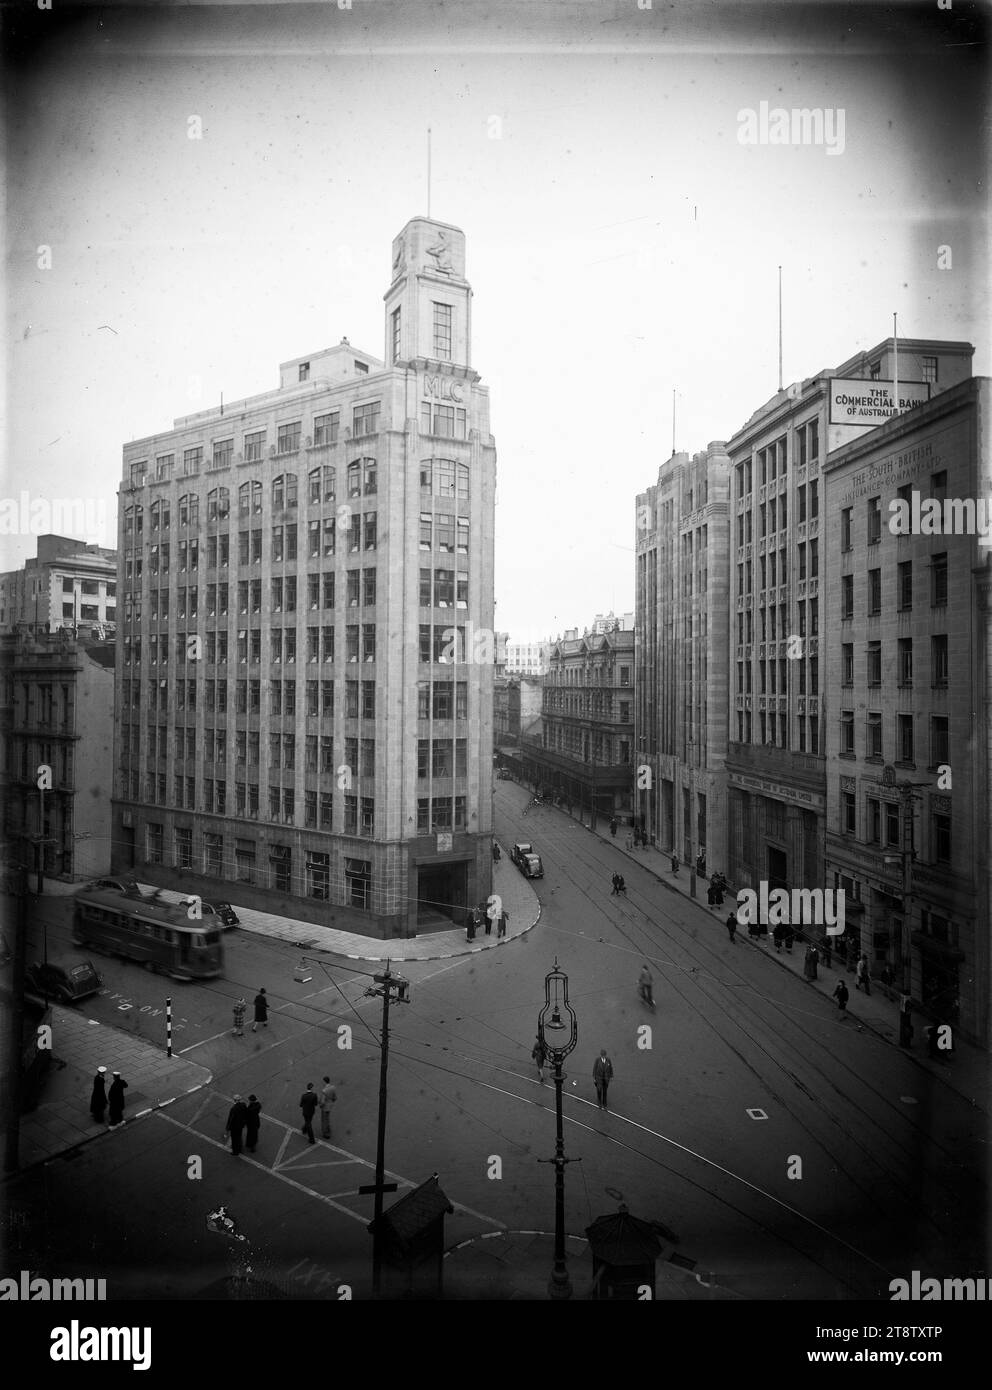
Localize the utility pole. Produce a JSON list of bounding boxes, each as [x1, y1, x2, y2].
[[359, 962, 410, 1296]]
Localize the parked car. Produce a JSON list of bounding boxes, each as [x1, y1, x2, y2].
[[518, 852, 544, 879], [154, 892, 239, 928], [86, 876, 144, 897], [211, 902, 240, 927], [24, 958, 103, 1004], [511, 842, 534, 867]]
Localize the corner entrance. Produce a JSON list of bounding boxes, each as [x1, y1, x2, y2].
[[417, 861, 468, 933]]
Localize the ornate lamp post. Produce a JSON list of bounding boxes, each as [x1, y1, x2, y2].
[[538, 958, 578, 1300]]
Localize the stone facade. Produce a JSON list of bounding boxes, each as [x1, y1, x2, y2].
[[823, 375, 990, 1046], [0, 534, 117, 636], [111, 218, 496, 938], [635, 444, 731, 868]]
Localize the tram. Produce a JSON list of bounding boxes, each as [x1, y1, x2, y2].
[[72, 887, 225, 981]]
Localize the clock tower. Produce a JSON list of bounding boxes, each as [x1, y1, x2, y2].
[[384, 218, 472, 369]]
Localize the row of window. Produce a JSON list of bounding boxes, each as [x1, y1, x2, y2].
[[543, 725, 632, 763], [121, 676, 377, 719], [61, 577, 115, 595], [840, 710, 948, 765], [737, 656, 819, 695], [734, 420, 820, 497], [543, 691, 633, 721], [123, 514, 380, 580], [548, 665, 632, 687], [839, 788, 950, 865], [844, 472, 949, 550], [840, 555, 947, 618], [129, 726, 375, 773], [734, 711, 820, 752], [134, 571, 382, 624], [840, 636, 947, 688]]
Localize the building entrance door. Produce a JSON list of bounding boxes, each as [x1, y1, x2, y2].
[[417, 861, 468, 932]]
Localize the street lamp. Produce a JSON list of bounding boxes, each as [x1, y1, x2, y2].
[[537, 958, 578, 1300]]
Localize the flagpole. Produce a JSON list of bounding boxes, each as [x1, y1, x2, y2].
[[772, 264, 778, 391], [427, 128, 432, 217], [892, 312, 899, 417]]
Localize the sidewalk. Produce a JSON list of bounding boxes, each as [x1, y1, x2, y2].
[[14, 1007, 212, 1171], [124, 856, 542, 963], [583, 814, 990, 1114]]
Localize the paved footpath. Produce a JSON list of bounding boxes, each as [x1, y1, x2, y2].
[[581, 813, 989, 1115], [129, 849, 542, 963], [15, 1007, 212, 1171]]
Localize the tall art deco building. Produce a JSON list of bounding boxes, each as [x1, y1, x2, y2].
[[112, 219, 497, 937]]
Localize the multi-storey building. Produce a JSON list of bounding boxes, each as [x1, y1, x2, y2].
[[589, 612, 634, 635], [725, 338, 974, 898], [505, 640, 549, 675], [0, 534, 117, 635], [1, 629, 115, 883], [823, 376, 990, 1045], [515, 628, 635, 821], [635, 443, 731, 864], [111, 217, 497, 937]]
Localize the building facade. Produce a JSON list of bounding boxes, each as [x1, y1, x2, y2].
[[505, 640, 549, 676], [111, 217, 497, 937], [635, 443, 731, 865], [514, 629, 634, 821], [823, 375, 990, 1045], [0, 534, 117, 635], [725, 337, 974, 900], [1, 629, 115, 884]]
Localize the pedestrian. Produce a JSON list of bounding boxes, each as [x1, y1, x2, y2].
[[497, 909, 508, 939], [712, 875, 725, 907], [821, 937, 832, 969], [617, 876, 626, 897], [696, 852, 706, 878], [107, 1071, 128, 1128], [833, 979, 849, 1014], [299, 1082, 318, 1144], [492, 841, 501, 862], [784, 926, 794, 953], [773, 924, 783, 953], [244, 1094, 261, 1152], [671, 856, 679, 875], [706, 881, 716, 907], [609, 818, 618, 838], [89, 1066, 108, 1124], [482, 900, 493, 936], [856, 954, 872, 996], [531, 1033, 548, 1083], [319, 1075, 337, 1140], [803, 943, 819, 981], [880, 964, 894, 1001], [593, 1048, 614, 1111], [252, 988, 269, 1032], [638, 965, 654, 1007], [726, 911, 737, 943], [611, 873, 620, 895], [225, 1094, 248, 1156], [466, 910, 476, 943], [232, 997, 247, 1036]]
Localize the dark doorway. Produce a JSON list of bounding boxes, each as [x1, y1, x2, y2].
[[121, 826, 136, 870], [767, 846, 788, 892], [417, 861, 468, 932]]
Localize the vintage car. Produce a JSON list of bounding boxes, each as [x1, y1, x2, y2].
[[24, 958, 103, 1004]]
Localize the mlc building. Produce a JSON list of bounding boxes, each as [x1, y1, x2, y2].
[[111, 218, 497, 937]]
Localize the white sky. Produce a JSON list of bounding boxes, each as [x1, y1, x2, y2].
[[4, 2, 989, 641]]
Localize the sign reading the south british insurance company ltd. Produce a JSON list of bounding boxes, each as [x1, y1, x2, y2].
[[829, 379, 930, 426]]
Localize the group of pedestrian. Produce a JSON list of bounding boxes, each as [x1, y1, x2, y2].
[[466, 902, 510, 942], [232, 988, 269, 1037], [528, 1039, 616, 1112], [771, 924, 795, 953], [706, 872, 727, 907], [89, 1067, 128, 1129], [610, 873, 627, 896], [224, 1094, 262, 1155]]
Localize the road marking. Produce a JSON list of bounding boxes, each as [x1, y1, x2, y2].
[[272, 1129, 292, 1170]]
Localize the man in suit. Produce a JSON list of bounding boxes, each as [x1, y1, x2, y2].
[[225, 1095, 248, 1156], [299, 1082, 319, 1143], [593, 1048, 614, 1111]]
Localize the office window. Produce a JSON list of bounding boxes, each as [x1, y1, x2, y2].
[[866, 711, 882, 759], [931, 553, 948, 607], [353, 402, 380, 437], [841, 709, 855, 755], [898, 713, 914, 763], [842, 790, 856, 835], [931, 634, 948, 687], [346, 859, 371, 910], [841, 507, 852, 552], [213, 438, 233, 470], [307, 852, 330, 901], [313, 414, 339, 448], [278, 421, 301, 455], [867, 496, 882, 545], [933, 810, 951, 864], [391, 307, 402, 361], [898, 560, 913, 610], [362, 680, 375, 719], [183, 447, 202, 476], [929, 715, 948, 767], [867, 640, 881, 686], [867, 797, 881, 843], [841, 574, 854, 620], [433, 302, 453, 359], [884, 800, 900, 847], [898, 638, 912, 686], [921, 356, 937, 385], [868, 568, 881, 615]]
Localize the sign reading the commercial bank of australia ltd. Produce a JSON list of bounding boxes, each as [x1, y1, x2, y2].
[[829, 378, 931, 426]]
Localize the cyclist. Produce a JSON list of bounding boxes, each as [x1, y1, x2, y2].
[[639, 965, 654, 1007]]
